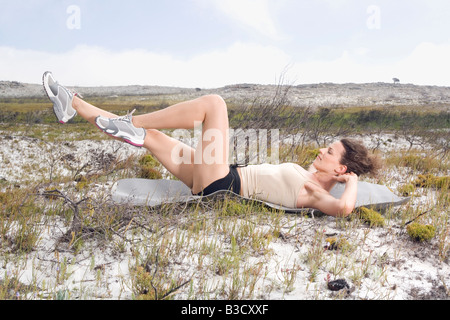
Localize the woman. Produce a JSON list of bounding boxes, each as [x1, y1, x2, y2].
[[43, 72, 380, 217]]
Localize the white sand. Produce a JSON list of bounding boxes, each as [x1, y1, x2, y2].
[[0, 128, 449, 300]]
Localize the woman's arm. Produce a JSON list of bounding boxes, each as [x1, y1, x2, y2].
[[305, 173, 358, 217]]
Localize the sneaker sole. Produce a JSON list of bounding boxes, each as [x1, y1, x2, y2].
[[94, 119, 145, 147]]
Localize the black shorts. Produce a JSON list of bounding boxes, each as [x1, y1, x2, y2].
[[195, 164, 243, 196]]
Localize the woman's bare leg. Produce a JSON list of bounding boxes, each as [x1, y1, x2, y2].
[[72, 96, 196, 188], [133, 94, 230, 193], [72, 95, 231, 192], [143, 130, 196, 188], [72, 96, 117, 125]]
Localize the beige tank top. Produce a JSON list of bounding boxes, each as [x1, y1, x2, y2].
[[239, 163, 312, 208]]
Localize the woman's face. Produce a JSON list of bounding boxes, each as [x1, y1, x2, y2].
[[313, 141, 347, 175]]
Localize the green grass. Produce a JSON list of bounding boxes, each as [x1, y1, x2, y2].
[[1, 95, 449, 131]]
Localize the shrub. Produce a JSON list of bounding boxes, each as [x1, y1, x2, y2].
[[138, 154, 163, 180], [139, 154, 160, 168], [407, 223, 436, 242], [414, 174, 449, 189], [386, 154, 441, 172], [139, 166, 163, 180], [357, 207, 385, 227], [75, 175, 89, 191], [397, 183, 415, 197], [325, 236, 351, 251]]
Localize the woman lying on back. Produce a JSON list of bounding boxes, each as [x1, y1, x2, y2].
[[43, 71, 380, 217]]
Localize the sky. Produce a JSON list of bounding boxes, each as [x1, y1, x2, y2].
[[1, 0, 450, 88]]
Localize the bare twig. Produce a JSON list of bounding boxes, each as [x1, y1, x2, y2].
[[145, 246, 192, 300], [37, 189, 89, 235], [403, 209, 433, 227], [150, 248, 160, 300]]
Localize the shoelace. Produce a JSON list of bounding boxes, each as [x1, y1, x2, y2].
[[114, 109, 137, 122], [67, 87, 83, 99], [73, 92, 84, 99]]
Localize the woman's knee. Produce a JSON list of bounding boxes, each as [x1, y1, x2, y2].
[[143, 129, 164, 147], [200, 94, 227, 113], [144, 129, 160, 139]]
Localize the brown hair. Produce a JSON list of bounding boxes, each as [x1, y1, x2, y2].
[[340, 138, 381, 177]]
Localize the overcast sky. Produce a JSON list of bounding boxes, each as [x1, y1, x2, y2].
[[1, 0, 449, 87]]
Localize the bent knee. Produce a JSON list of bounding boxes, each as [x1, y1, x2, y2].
[[144, 129, 161, 138], [201, 94, 227, 112], [143, 129, 166, 145]]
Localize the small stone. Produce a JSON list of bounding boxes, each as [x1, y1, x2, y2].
[[328, 279, 350, 291]]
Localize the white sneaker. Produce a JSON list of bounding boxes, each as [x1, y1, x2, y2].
[[42, 71, 78, 123], [95, 110, 146, 147]]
